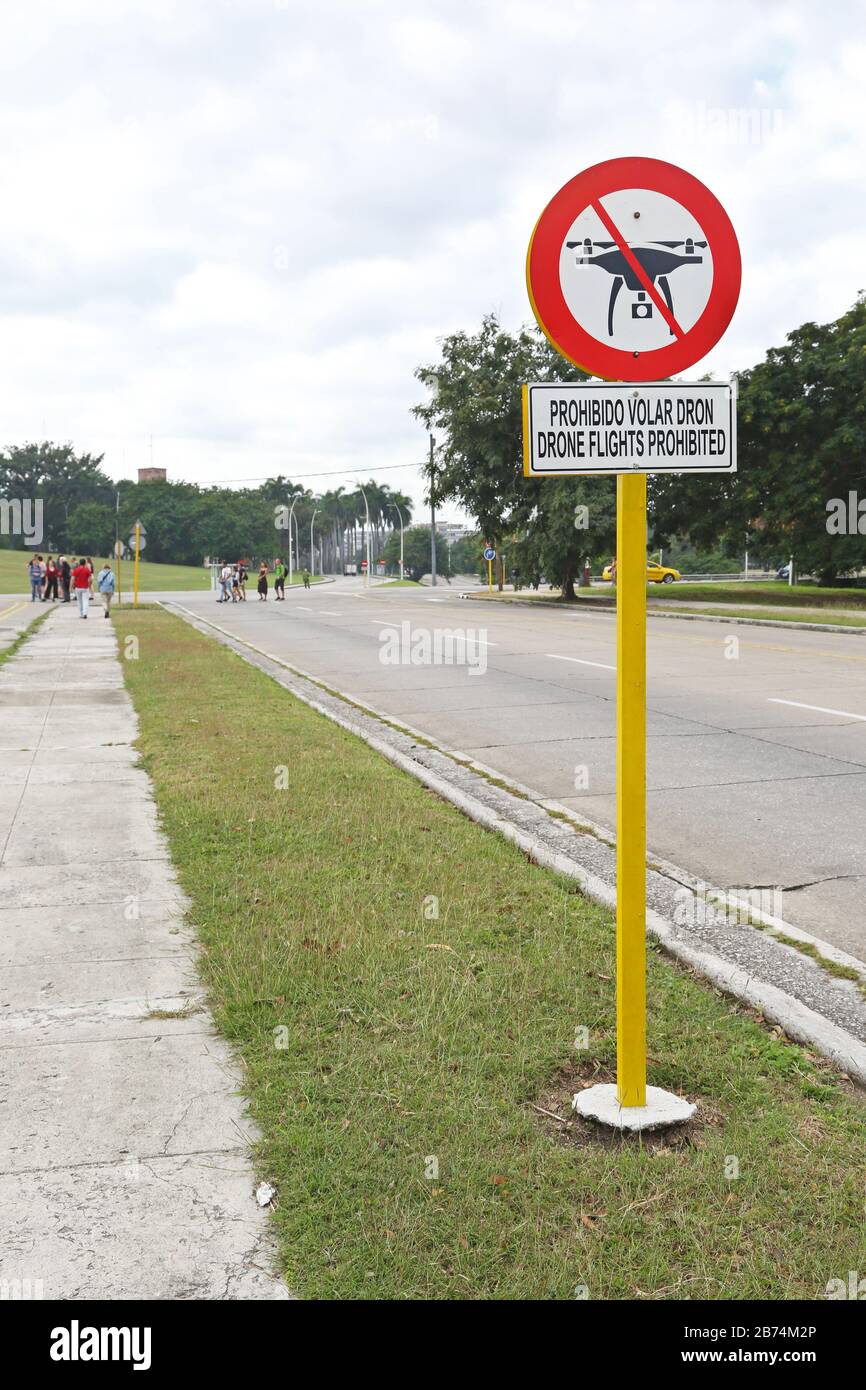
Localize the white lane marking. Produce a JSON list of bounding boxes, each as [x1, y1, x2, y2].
[[369, 619, 497, 644], [318, 610, 343, 616], [768, 698, 866, 722], [295, 606, 312, 612], [426, 598, 446, 603], [546, 653, 616, 671]]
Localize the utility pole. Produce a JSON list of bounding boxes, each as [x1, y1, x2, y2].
[[288, 496, 299, 586], [429, 433, 437, 587], [359, 486, 371, 588], [115, 490, 121, 604], [390, 502, 405, 581], [310, 509, 319, 577]]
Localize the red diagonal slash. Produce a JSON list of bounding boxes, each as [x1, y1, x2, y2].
[[590, 197, 686, 339]]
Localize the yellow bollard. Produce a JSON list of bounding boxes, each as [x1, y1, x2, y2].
[[133, 523, 141, 609], [616, 473, 647, 1107]]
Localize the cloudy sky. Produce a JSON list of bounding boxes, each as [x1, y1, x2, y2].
[[1, 0, 864, 515]]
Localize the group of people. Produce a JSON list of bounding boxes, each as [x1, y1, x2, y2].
[[216, 562, 248, 602], [261, 560, 312, 600], [217, 559, 311, 604], [26, 554, 116, 619]]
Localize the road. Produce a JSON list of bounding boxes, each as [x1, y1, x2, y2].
[[165, 578, 866, 961], [0, 595, 47, 653]]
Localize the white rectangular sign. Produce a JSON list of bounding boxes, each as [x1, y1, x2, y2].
[[522, 379, 736, 476]]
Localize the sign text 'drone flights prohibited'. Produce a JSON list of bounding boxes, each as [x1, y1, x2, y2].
[[522, 157, 741, 1123], [523, 380, 736, 476], [526, 156, 741, 384]]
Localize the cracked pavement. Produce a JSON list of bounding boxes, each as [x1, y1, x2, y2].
[[0, 606, 289, 1300]]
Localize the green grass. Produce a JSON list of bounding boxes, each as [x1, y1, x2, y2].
[[653, 605, 866, 628], [0, 546, 210, 593], [0, 606, 51, 667], [374, 579, 422, 588], [114, 607, 866, 1301], [648, 581, 866, 609], [469, 581, 866, 617]]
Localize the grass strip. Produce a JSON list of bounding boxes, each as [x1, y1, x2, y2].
[[644, 582, 866, 609], [651, 606, 866, 628], [0, 607, 52, 668], [115, 607, 866, 1301]]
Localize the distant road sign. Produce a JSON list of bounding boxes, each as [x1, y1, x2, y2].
[[523, 380, 736, 476], [526, 157, 741, 382], [483, 546, 496, 561]]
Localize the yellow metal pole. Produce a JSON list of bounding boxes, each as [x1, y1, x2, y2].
[[488, 558, 493, 593], [133, 523, 140, 609], [616, 472, 647, 1107]]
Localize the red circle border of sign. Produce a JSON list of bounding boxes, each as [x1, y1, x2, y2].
[[526, 157, 741, 382]]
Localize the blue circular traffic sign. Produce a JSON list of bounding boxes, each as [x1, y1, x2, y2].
[[483, 547, 496, 561]]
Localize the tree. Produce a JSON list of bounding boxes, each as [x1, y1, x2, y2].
[[67, 501, 115, 556], [0, 442, 112, 550], [509, 478, 617, 596], [383, 524, 444, 582], [651, 295, 866, 583], [413, 315, 615, 595]]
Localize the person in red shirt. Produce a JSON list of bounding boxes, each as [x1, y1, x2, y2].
[[43, 556, 60, 602], [71, 558, 92, 618]]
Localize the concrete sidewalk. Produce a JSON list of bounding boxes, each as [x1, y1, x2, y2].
[[0, 605, 289, 1300]]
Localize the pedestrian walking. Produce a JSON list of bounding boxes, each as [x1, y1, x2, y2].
[[302, 567, 311, 590], [237, 562, 247, 601], [257, 562, 269, 600], [43, 556, 60, 602], [96, 562, 116, 618], [231, 566, 241, 602], [274, 559, 286, 600], [27, 555, 44, 602], [217, 562, 232, 603], [71, 558, 92, 618], [59, 556, 71, 602]]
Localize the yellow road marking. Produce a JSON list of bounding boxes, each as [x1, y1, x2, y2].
[[0, 601, 27, 622]]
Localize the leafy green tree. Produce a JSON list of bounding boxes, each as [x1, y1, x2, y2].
[[383, 524, 443, 581], [510, 477, 617, 595], [447, 532, 482, 576], [413, 315, 615, 594], [651, 295, 866, 583], [0, 442, 112, 550], [67, 501, 115, 556]]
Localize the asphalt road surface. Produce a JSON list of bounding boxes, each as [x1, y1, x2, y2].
[[168, 578, 866, 962], [0, 595, 47, 652]]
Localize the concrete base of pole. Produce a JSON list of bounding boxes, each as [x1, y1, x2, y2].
[[573, 1083, 695, 1132]]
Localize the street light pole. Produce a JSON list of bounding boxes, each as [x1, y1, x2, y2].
[[115, 490, 122, 605], [359, 486, 371, 588], [390, 503, 405, 582], [310, 509, 319, 577], [288, 496, 299, 586], [429, 433, 437, 587]]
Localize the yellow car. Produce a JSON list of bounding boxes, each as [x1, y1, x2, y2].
[[602, 561, 681, 584]]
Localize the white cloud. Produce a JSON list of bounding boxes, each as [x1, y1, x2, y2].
[[0, 0, 864, 516]]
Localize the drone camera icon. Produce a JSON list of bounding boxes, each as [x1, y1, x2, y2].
[[565, 235, 708, 337]]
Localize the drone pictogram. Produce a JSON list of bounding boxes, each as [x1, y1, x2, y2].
[[565, 237, 707, 337]]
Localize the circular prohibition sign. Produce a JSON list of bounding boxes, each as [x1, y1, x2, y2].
[[526, 157, 741, 383]]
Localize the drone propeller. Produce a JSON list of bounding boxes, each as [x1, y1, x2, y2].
[[566, 239, 615, 250], [648, 240, 708, 249]]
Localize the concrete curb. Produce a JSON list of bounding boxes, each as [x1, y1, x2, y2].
[[162, 602, 866, 1089], [461, 593, 866, 634]]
